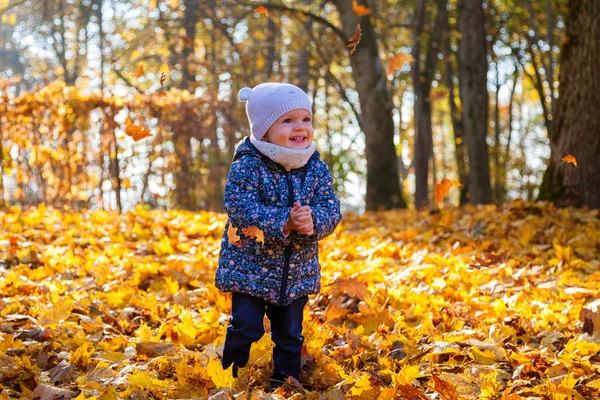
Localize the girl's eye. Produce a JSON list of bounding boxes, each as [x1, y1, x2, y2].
[[283, 118, 292, 123], [303, 118, 311, 122]]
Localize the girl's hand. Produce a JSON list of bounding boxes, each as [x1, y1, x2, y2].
[[290, 202, 314, 236]]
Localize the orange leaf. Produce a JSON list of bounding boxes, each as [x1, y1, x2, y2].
[[352, 0, 371, 16], [561, 154, 577, 166], [387, 52, 414, 76], [228, 224, 242, 246], [135, 64, 145, 78], [397, 384, 428, 400], [125, 117, 152, 141], [432, 374, 459, 400], [347, 24, 362, 55], [328, 278, 368, 300], [241, 226, 265, 245], [469, 249, 513, 269], [435, 178, 461, 204], [254, 6, 269, 17], [159, 72, 166, 87]]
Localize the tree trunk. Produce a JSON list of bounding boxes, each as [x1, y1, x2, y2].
[[413, 0, 444, 209], [538, 0, 600, 208], [332, 0, 406, 210], [440, 3, 469, 204], [457, 0, 492, 204]]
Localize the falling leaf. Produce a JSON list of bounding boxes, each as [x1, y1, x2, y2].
[[159, 72, 166, 87], [352, 0, 371, 16], [254, 6, 269, 17], [347, 24, 362, 55], [427, 88, 449, 102], [561, 154, 577, 166], [241, 226, 264, 245], [125, 117, 152, 141], [469, 249, 513, 269], [110, 57, 120, 64], [135, 64, 145, 78], [387, 52, 414, 76], [227, 224, 241, 246], [435, 178, 461, 204], [328, 278, 368, 300]]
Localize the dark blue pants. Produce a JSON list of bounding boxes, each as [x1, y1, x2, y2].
[[222, 292, 308, 386]]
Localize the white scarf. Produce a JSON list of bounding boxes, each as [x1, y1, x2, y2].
[[250, 135, 317, 171]]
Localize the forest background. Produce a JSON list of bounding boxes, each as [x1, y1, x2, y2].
[[2, 0, 597, 214]]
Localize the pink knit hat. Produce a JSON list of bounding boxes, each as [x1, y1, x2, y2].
[[238, 83, 312, 141]]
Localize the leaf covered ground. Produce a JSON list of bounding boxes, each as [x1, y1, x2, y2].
[[1, 201, 600, 399]]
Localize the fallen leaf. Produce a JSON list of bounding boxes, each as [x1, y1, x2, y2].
[[431, 375, 458, 400], [228, 224, 242, 246], [469, 249, 513, 269], [328, 278, 368, 300], [348, 24, 362, 55], [580, 299, 600, 335], [352, 0, 371, 16], [561, 154, 577, 166], [435, 178, 461, 204], [241, 226, 264, 245]]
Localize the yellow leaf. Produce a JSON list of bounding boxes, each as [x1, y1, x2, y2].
[[393, 365, 421, 386], [480, 370, 502, 400], [207, 358, 236, 388], [328, 278, 368, 300], [153, 235, 174, 256], [352, 0, 371, 16], [164, 276, 179, 295], [348, 372, 372, 396], [70, 342, 95, 367]]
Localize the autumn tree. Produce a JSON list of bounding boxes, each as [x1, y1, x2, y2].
[[457, 0, 492, 204], [538, 0, 600, 208]]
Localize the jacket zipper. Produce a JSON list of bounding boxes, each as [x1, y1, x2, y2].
[[278, 170, 294, 305]]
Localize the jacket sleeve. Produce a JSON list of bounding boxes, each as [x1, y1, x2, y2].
[[293, 161, 342, 243], [223, 156, 292, 245]]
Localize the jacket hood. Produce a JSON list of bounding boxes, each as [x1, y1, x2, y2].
[[232, 136, 321, 170]]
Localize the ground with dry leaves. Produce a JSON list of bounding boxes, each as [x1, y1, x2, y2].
[[1, 201, 599, 399]]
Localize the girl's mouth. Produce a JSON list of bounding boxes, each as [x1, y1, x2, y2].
[[290, 136, 306, 143]]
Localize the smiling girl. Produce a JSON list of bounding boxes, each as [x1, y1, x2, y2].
[[215, 82, 342, 388]]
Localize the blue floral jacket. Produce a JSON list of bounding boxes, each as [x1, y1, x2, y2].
[[215, 137, 342, 306]]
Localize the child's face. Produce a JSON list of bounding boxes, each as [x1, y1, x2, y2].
[[264, 109, 314, 149]]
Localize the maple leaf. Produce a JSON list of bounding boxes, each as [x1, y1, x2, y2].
[[328, 278, 368, 300], [469, 249, 513, 269], [347, 24, 362, 55], [397, 384, 428, 399], [352, 0, 371, 16], [435, 178, 461, 204], [254, 6, 269, 17], [124, 117, 152, 141], [431, 374, 458, 400], [159, 72, 166, 87], [241, 226, 265, 245], [227, 224, 242, 246], [135, 64, 145, 78], [561, 154, 577, 166], [387, 52, 414, 77]]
